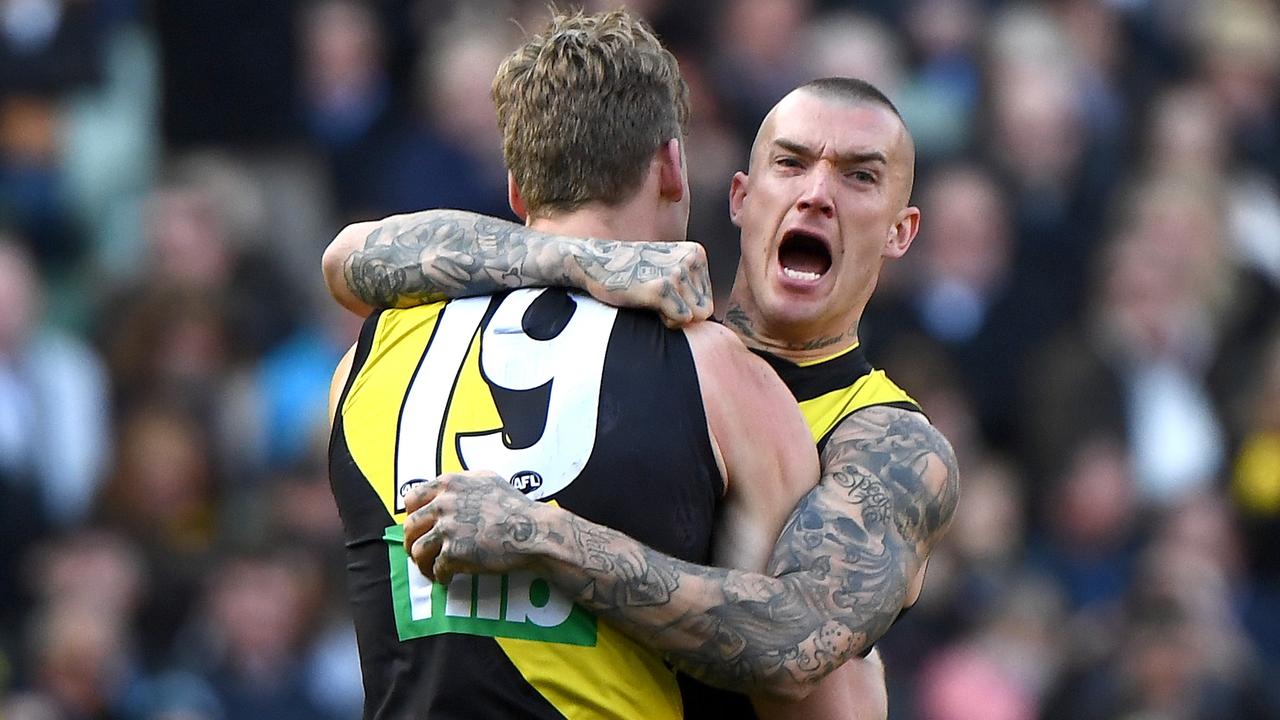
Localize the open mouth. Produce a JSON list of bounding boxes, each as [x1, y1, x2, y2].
[[778, 230, 832, 282]]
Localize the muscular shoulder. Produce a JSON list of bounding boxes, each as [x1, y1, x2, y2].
[[682, 319, 748, 361], [683, 322, 795, 428], [822, 405, 959, 553], [687, 322, 819, 572]]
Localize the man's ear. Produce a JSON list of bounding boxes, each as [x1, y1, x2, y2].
[[884, 206, 920, 259], [657, 138, 686, 203], [508, 171, 528, 221], [728, 171, 749, 228]]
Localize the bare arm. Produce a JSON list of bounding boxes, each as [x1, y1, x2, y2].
[[405, 406, 959, 701], [752, 648, 887, 720], [321, 210, 713, 324]]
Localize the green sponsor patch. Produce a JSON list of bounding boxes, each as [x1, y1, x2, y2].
[[385, 525, 597, 646]]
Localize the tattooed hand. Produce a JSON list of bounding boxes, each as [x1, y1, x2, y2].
[[402, 470, 549, 585], [568, 239, 713, 328], [331, 209, 713, 326]]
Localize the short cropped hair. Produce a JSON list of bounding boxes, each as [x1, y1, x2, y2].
[[798, 77, 903, 120], [491, 9, 689, 217], [795, 76, 914, 201]]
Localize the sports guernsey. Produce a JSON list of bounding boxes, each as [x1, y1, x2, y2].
[[680, 342, 921, 719], [754, 342, 921, 452], [329, 288, 723, 720]]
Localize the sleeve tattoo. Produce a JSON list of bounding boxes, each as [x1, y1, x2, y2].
[[342, 211, 553, 308], [533, 406, 959, 698], [341, 209, 708, 311]]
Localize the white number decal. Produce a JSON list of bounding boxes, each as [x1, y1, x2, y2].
[[394, 290, 616, 509], [458, 289, 615, 500], [394, 296, 491, 512]]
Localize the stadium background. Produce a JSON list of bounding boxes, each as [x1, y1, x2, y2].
[[1, 0, 1278, 717]]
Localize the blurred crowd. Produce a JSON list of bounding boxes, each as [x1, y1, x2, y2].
[[0, 0, 1277, 718]]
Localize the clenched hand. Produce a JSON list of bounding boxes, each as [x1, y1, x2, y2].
[[571, 239, 714, 328], [402, 470, 550, 585]]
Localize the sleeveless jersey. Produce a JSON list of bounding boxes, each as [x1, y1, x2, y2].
[[679, 342, 920, 719], [329, 288, 723, 720]]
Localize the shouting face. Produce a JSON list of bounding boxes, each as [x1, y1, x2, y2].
[[729, 88, 919, 349]]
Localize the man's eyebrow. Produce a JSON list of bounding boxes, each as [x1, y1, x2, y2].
[[773, 138, 887, 166], [773, 138, 817, 158], [840, 150, 888, 166]]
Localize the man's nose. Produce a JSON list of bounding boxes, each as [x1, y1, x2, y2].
[[796, 169, 835, 218]]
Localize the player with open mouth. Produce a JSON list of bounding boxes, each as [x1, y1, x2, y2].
[[726, 91, 919, 356], [777, 228, 833, 286]]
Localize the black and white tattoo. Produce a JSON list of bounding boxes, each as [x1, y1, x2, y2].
[[724, 302, 857, 353], [344, 213, 553, 308], [559, 406, 958, 697], [342, 210, 712, 320], [414, 406, 959, 699]]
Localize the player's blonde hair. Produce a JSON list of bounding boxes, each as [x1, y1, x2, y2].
[[491, 8, 689, 218]]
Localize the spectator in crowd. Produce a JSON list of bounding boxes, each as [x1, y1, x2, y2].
[[710, 0, 812, 142], [0, 239, 110, 526], [1032, 435, 1142, 611], [864, 163, 1035, 442], [184, 551, 340, 720], [896, 0, 982, 157], [95, 401, 221, 664], [298, 0, 397, 217], [356, 16, 513, 219]]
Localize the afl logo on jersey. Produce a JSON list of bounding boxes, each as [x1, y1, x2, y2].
[[509, 471, 543, 494], [398, 479, 427, 499]]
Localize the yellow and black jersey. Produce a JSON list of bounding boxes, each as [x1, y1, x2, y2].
[[329, 288, 722, 720], [753, 342, 921, 450], [680, 342, 920, 719]]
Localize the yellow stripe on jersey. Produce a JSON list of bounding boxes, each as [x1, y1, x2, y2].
[[496, 613, 682, 720], [796, 369, 919, 445], [342, 304, 450, 520], [794, 341, 862, 367]]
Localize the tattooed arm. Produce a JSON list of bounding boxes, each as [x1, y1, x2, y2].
[[321, 210, 712, 324], [404, 406, 959, 701]]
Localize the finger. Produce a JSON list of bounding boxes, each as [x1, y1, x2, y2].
[[411, 524, 446, 582], [695, 265, 714, 320], [676, 265, 711, 323], [403, 476, 446, 513], [662, 281, 692, 326], [684, 244, 708, 297], [404, 497, 445, 557], [692, 280, 713, 321], [433, 540, 456, 586], [666, 304, 693, 327], [694, 264, 711, 306]]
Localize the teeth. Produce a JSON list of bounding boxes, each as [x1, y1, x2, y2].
[[782, 267, 822, 281]]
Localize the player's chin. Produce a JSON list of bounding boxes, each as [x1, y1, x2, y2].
[[761, 292, 828, 330]]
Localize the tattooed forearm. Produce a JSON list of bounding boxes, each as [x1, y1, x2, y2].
[[524, 406, 959, 699], [340, 209, 713, 320], [409, 408, 958, 699], [560, 517, 683, 608], [343, 211, 550, 308]]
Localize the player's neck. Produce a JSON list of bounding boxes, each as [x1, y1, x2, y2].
[[528, 201, 667, 244], [723, 288, 861, 364]]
